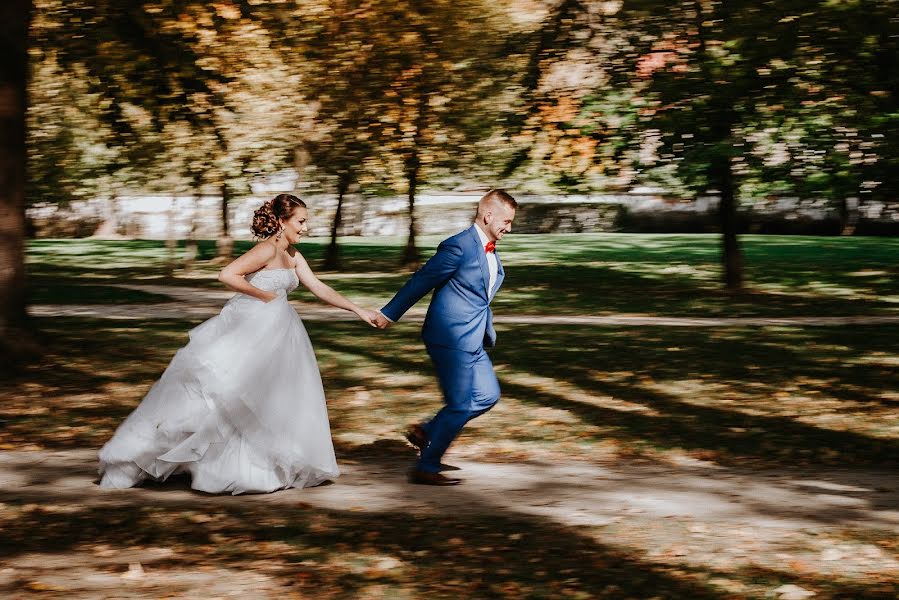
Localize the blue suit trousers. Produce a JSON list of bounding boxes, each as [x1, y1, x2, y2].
[[418, 343, 501, 473]]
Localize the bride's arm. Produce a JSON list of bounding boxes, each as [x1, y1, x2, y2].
[[294, 253, 378, 325], [218, 243, 280, 302]]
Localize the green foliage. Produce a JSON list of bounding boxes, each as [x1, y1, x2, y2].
[[29, 1, 300, 203], [594, 0, 899, 209], [23, 1, 899, 216]]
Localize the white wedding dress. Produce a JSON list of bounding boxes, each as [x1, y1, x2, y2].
[[98, 268, 340, 494]]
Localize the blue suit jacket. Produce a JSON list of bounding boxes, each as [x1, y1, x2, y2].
[[381, 225, 505, 352]]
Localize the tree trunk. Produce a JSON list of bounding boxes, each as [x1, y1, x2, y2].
[[712, 155, 743, 291], [93, 194, 120, 238], [324, 175, 350, 270], [402, 159, 420, 267], [184, 190, 200, 273], [838, 196, 858, 236], [216, 182, 233, 260], [165, 197, 178, 276], [0, 0, 35, 369], [401, 86, 428, 267]]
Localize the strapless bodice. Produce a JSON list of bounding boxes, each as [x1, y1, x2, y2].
[[244, 268, 299, 293]]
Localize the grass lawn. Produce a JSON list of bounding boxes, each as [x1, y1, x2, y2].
[[25, 234, 899, 316], [15, 234, 899, 464], [4, 318, 897, 467], [15, 234, 899, 463], [4, 234, 897, 599]]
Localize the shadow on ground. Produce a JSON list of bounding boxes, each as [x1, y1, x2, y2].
[[1, 448, 896, 599]]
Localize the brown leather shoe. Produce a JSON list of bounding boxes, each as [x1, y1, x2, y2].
[[404, 424, 428, 452], [408, 469, 461, 486]]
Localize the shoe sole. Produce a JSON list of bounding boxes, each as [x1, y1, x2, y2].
[[408, 477, 461, 486]]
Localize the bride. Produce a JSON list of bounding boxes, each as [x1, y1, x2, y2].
[[98, 194, 378, 494]]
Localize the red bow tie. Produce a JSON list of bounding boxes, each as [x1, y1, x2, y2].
[[485, 241, 496, 253]]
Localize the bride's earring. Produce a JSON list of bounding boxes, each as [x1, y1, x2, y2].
[[275, 225, 283, 241]]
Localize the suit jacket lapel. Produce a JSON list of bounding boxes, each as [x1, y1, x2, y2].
[[469, 225, 491, 298]]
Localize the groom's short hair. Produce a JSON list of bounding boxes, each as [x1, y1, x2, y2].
[[480, 189, 518, 210]]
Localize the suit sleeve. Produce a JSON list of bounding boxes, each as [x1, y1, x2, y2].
[[380, 239, 463, 322]]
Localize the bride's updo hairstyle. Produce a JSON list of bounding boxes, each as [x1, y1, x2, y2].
[[251, 194, 307, 239]]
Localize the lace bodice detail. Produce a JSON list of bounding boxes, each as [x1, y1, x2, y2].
[[245, 268, 300, 293]]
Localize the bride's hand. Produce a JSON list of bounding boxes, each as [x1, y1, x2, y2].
[[262, 290, 282, 303], [356, 308, 381, 328]]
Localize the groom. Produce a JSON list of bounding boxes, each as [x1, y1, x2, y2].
[[373, 189, 517, 485]]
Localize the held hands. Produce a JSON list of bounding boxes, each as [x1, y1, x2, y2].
[[356, 307, 387, 329], [357, 309, 392, 329], [371, 312, 392, 330]]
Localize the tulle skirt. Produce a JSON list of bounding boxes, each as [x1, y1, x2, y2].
[[98, 291, 340, 494]]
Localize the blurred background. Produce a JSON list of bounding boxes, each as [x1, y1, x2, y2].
[[9, 1, 899, 256], [0, 2, 897, 598]]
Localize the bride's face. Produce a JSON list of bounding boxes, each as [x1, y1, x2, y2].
[[281, 207, 309, 244]]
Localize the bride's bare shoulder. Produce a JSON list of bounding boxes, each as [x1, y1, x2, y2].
[[228, 240, 277, 268], [248, 240, 278, 259]]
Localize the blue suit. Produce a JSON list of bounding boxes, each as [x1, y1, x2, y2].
[[381, 225, 505, 472]]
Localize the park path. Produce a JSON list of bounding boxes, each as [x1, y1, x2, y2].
[[9, 282, 899, 597], [27, 283, 899, 326], [4, 448, 897, 532], [1, 448, 897, 598]]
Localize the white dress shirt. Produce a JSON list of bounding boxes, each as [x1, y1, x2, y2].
[[474, 223, 498, 295]]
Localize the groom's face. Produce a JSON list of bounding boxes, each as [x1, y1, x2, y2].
[[485, 203, 516, 242]]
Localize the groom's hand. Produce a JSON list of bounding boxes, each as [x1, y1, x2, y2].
[[373, 313, 392, 329]]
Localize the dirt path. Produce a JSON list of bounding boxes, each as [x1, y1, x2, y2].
[[4, 449, 897, 530], [1, 448, 897, 598], [28, 284, 899, 326], [9, 284, 899, 597]]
